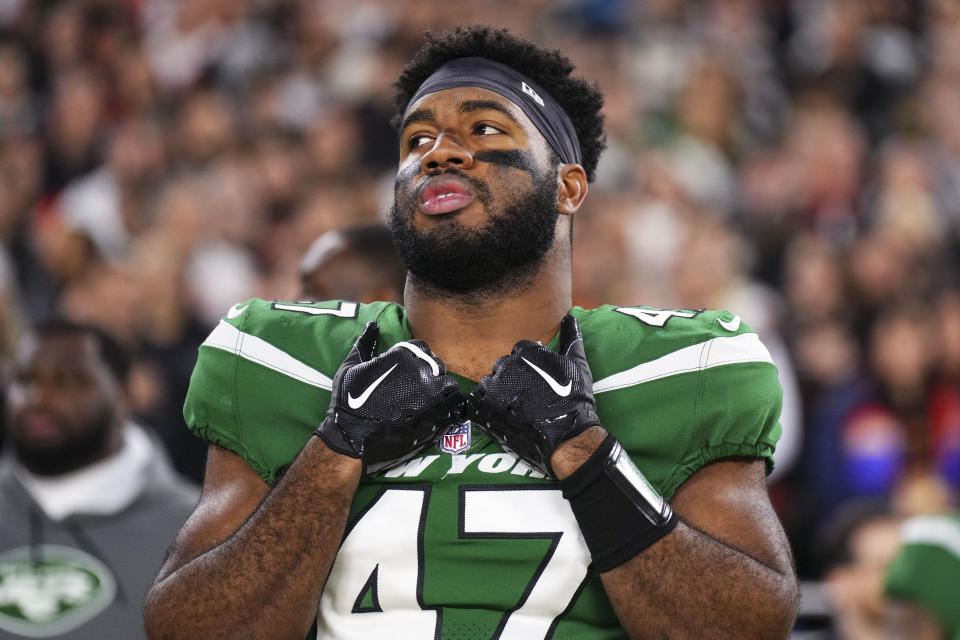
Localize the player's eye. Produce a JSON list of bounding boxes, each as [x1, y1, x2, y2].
[[474, 123, 503, 136], [408, 133, 434, 150]]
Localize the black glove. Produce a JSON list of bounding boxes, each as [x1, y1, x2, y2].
[[315, 322, 464, 473], [469, 315, 600, 477]]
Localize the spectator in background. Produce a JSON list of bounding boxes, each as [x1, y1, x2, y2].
[[0, 320, 197, 639], [42, 66, 106, 193], [885, 511, 960, 639], [298, 223, 404, 303], [820, 500, 904, 640], [799, 302, 959, 529], [818, 502, 960, 640]]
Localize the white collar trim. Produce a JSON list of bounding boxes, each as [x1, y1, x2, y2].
[[13, 422, 154, 521]]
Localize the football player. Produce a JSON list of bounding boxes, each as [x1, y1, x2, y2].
[[145, 26, 799, 639]]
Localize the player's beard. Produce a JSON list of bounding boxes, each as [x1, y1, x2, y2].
[[389, 168, 559, 302], [8, 409, 116, 476]]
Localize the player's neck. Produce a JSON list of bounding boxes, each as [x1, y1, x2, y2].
[[404, 251, 572, 381]]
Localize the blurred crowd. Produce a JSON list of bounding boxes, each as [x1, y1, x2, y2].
[[0, 0, 958, 624]]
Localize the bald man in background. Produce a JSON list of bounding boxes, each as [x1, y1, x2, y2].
[[299, 224, 404, 304]]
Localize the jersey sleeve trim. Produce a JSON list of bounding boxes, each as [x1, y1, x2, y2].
[[194, 424, 275, 484], [202, 319, 333, 389], [594, 332, 774, 394], [660, 440, 777, 500]]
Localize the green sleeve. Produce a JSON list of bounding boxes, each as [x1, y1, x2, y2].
[[666, 356, 782, 497], [579, 306, 782, 499], [182, 298, 406, 484]]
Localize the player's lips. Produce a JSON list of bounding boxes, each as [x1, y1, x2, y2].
[[418, 176, 475, 215], [16, 412, 63, 441]]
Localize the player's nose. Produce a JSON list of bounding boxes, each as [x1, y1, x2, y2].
[[421, 133, 474, 172]]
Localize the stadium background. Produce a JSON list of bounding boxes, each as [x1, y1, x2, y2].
[[0, 0, 957, 633]]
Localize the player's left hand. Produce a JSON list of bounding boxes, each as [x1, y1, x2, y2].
[[469, 314, 600, 477]]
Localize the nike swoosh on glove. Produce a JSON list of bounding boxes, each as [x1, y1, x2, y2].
[[315, 322, 464, 473], [469, 315, 600, 477]]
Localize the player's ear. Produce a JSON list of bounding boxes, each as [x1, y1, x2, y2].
[[556, 163, 587, 216]]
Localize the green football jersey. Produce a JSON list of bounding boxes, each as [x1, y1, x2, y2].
[[885, 512, 960, 637], [184, 299, 783, 640]]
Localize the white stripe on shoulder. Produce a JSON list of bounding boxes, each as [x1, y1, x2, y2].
[[901, 515, 960, 560], [203, 320, 333, 390], [594, 332, 773, 394]]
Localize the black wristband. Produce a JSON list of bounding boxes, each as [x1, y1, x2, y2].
[[558, 434, 679, 572]]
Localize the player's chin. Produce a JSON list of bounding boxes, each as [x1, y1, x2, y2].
[[12, 434, 71, 459]]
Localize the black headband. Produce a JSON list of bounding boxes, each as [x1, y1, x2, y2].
[[407, 57, 581, 165]]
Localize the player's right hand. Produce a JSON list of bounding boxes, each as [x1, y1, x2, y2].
[[315, 322, 464, 473]]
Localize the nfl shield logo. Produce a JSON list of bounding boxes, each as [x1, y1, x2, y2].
[[440, 421, 472, 454]]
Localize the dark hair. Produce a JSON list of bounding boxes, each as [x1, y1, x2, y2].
[[300, 224, 406, 297], [33, 318, 130, 382], [392, 25, 606, 182]]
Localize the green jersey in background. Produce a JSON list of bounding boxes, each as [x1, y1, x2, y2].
[[885, 512, 960, 639]]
